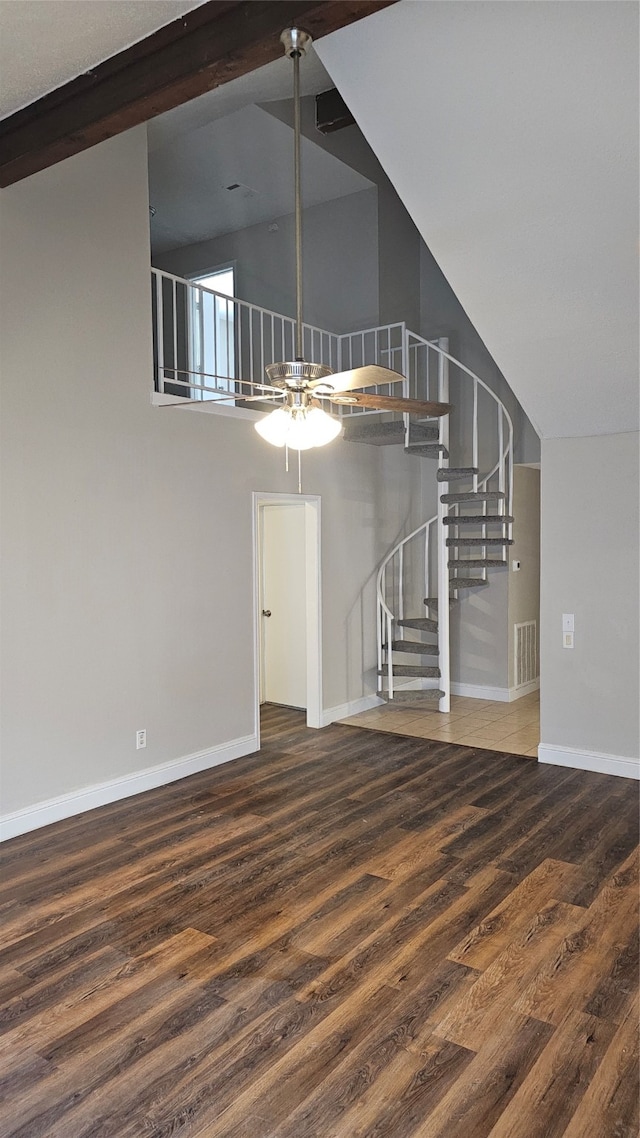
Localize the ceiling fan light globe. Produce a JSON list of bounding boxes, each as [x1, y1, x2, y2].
[[254, 407, 290, 447], [305, 407, 342, 447], [254, 406, 342, 451]]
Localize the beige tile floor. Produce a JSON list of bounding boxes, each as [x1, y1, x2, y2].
[[339, 690, 540, 757]]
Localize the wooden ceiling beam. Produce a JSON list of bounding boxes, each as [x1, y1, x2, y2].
[[0, 0, 395, 188]]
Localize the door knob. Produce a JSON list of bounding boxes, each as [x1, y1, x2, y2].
[[262, 609, 272, 617]]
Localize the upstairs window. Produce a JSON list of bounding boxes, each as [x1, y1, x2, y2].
[[189, 266, 235, 398]]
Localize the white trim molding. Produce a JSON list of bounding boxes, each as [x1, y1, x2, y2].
[[0, 734, 258, 841], [321, 694, 384, 727], [253, 492, 322, 736], [450, 680, 540, 703], [538, 743, 640, 781]]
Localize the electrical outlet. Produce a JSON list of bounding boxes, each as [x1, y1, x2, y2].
[[562, 631, 574, 649], [136, 729, 147, 749]]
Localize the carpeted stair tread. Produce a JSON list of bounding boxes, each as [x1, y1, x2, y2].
[[382, 689, 445, 703], [405, 444, 449, 458], [437, 467, 479, 481], [389, 664, 441, 678], [440, 490, 505, 503], [343, 419, 440, 446], [407, 422, 440, 443], [449, 558, 507, 568], [397, 617, 438, 632], [442, 515, 514, 526], [448, 577, 490, 588], [422, 597, 457, 609], [392, 639, 439, 655], [446, 536, 514, 547]]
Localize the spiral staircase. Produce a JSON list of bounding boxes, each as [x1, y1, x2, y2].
[[151, 270, 514, 717], [361, 336, 515, 714]]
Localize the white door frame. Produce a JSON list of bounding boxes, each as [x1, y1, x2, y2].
[[252, 492, 322, 746]]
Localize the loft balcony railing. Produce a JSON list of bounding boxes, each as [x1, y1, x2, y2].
[[151, 268, 444, 413]]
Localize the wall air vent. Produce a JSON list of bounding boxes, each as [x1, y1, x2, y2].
[[514, 621, 538, 688]]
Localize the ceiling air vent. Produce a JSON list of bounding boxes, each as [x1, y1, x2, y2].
[[226, 182, 258, 199]]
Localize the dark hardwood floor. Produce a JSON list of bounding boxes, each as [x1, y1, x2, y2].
[[0, 705, 638, 1137]]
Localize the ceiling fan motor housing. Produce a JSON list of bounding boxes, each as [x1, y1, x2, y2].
[[265, 361, 333, 389]]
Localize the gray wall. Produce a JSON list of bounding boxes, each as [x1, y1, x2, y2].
[[450, 570, 510, 690], [508, 466, 541, 688], [262, 96, 422, 330], [0, 127, 428, 820], [540, 432, 639, 761], [154, 187, 379, 335], [449, 467, 541, 693]]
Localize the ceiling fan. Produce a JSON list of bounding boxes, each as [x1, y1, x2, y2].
[[167, 27, 451, 449]]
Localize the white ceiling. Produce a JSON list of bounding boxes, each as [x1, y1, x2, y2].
[[148, 102, 373, 253], [0, 0, 202, 119], [317, 1, 639, 440]]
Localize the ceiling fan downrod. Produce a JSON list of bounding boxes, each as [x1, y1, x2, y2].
[[281, 28, 311, 363]]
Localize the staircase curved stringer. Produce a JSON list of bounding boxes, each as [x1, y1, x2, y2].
[[376, 333, 514, 709]]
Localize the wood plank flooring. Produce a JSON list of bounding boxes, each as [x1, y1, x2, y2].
[[0, 705, 637, 1137]]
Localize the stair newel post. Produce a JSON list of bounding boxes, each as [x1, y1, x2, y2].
[[387, 612, 394, 699], [437, 339, 451, 713], [424, 526, 430, 614]]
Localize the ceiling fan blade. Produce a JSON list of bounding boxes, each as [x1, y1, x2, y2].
[[158, 392, 285, 408], [312, 364, 406, 393], [326, 392, 452, 417], [231, 394, 285, 402]]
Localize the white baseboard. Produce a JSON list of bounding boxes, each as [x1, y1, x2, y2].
[[321, 694, 384, 727], [538, 743, 640, 781], [0, 734, 258, 841], [451, 679, 540, 703]]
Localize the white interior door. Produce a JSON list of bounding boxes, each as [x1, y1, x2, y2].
[[260, 503, 307, 709]]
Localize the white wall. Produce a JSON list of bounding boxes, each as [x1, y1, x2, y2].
[[540, 432, 639, 778], [0, 127, 427, 832]]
